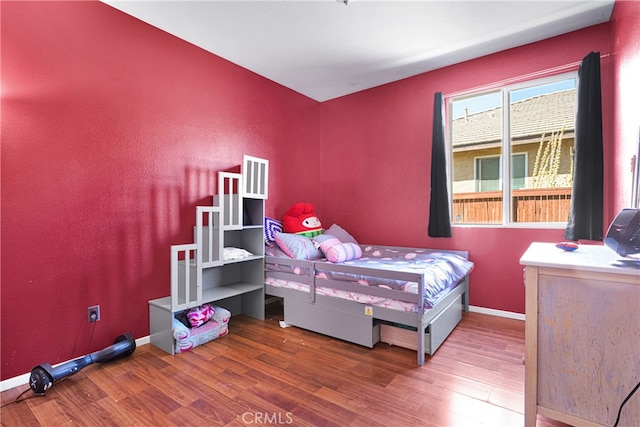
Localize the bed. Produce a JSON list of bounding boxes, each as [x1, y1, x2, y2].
[[264, 224, 473, 366]]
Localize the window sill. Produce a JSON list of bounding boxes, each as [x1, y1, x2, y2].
[[452, 222, 568, 230]]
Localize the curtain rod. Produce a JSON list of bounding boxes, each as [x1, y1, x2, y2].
[[446, 53, 610, 99]]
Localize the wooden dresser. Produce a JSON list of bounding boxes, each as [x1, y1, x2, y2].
[[520, 242, 640, 427]]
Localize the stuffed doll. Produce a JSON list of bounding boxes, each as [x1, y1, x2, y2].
[[282, 202, 322, 238]]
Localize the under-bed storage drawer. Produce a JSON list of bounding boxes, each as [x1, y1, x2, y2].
[[284, 297, 380, 348], [380, 294, 462, 354], [380, 323, 423, 351]]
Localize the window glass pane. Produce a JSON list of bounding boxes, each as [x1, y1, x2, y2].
[[476, 157, 500, 192], [448, 74, 576, 226], [451, 91, 502, 224], [509, 78, 575, 223], [512, 153, 526, 190]]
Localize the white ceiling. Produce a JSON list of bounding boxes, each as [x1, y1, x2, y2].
[[101, 0, 615, 102]]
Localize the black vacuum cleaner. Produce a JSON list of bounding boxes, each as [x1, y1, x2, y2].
[[29, 333, 136, 394]]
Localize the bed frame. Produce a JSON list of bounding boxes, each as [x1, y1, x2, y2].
[[265, 247, 470, 365]]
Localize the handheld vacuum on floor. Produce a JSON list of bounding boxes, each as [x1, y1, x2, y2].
[[29, 333, 136, 394]]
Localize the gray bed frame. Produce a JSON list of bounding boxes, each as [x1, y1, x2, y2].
[[265, 246, 470, 365]]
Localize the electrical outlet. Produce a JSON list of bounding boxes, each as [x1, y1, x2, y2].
[[88, 305, 100, 323]]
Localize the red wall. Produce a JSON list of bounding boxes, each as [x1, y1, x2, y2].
[[2, 0, 637, 382], [1, 1, 320, 380], [318, 24, 615, 315]]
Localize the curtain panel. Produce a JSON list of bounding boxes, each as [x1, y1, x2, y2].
[[428, 92, 452, 238], [564, 51, 604, 241]]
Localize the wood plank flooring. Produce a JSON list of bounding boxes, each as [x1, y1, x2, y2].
[[1, 305, 568, 426]]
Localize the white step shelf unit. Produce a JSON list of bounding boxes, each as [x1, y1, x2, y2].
[[148, 155, 269, 354]]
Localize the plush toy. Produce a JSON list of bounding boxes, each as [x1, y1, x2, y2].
[[283, 202, 322, 238], [313, 234, 362, 263]]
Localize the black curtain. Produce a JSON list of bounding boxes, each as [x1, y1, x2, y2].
[[565, 51, 604, 241], [428, 92, 452, 237]]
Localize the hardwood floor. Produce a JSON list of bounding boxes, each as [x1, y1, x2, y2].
[[1, 306, 567, 426]]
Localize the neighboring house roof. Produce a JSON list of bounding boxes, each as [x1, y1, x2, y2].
[[452, 89, 575, 149]]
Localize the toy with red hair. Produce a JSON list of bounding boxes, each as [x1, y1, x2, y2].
[[283, 202, 322, 238]]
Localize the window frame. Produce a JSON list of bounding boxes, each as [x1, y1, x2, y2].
[[448, 71, 578, 228]]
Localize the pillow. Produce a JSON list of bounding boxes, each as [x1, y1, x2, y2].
[[274, 232, 322, 260], [313, 234, 342, 254], [326, 242, 361, 263], [186, 303, 215, 328], [264, 217, 283, 246], [325, 224, 359, 245], [223, 247, 253, 261], [313, 234, 362, 263], [312, 233, 338, 246]]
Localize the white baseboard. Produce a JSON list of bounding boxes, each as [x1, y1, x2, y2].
[[0, 336, 150, 392], [136, 336, 151, 346], [1, 373, 31, 393], [469, 305, 525, 321]]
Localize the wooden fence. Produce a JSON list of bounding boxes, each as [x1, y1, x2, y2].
[[452, 187, 572, 224]]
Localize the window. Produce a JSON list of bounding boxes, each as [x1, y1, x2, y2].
[[476, 156, 500, 192], [511, 153, 526, 190], [450, 73, 577, 225], [475, 153, 526, 192]]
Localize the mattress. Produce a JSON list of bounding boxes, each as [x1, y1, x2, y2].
[[265, 244, 473, 311]]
